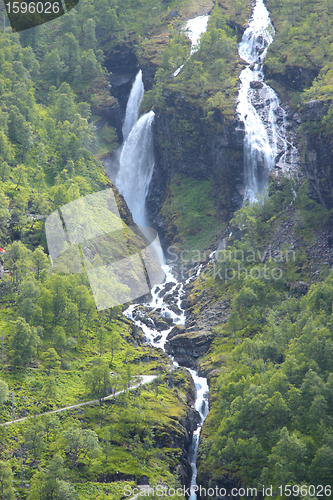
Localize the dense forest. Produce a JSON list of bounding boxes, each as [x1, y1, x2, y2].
[[1, 0, 333, 497]]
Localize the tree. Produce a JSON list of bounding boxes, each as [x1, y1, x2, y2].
[[0, 461, 15, 500], [52, 83, 77, 123], [3, 241, 31, 287], [74, 285, 92, 332], [109, 330, 121, 364], [41, 348, 61, 374], [41, 377, 58, 405], [0, 133, 13, 163], [48, 275, 68, 327], [31, 247, 50, 281], [9, 317, 40, 367], [84, 363, 112, 402], [310, 444, 333, 484], [18, 280, 41, 323], [267, 427, 307, 485], [7, 106, 33, 153], [0, 162, 10, 182], [28, 455, 76, 500], [80, 50, 100, 82], [44, 50, 62, 86], [83, 19, 97, 51], [0, 381, 8, 404], [59, 34, 80, 79], [53, 326, 66, 351], [0, 191, 10, 240], [24, 420, 45, 461], [63, 427, 100, 468]]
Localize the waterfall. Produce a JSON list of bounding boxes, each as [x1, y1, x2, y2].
[[122, 70, 144, 141], [125, 264, 209, 499], [173, 14, 209, 77], [186, 15, 209, 55], [114, 68, 209, 498], [237, 0, 297, 203], [187, 369, 209, 500], [116, 110, 155, 227]]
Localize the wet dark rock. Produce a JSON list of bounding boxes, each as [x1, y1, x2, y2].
[[168, 304, 182, 315], [167, 325, 186, 340], [162, 314, 174, 325], [158, 282, 175, 297], [105, 45, 139, 115], [165, 330, 216, 368], [250, 80, 264, 89]]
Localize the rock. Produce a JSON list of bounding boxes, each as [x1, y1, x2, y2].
[[299, 99, 333, 209], [290, 280, 309, 295], [168, 304, 182, 315], [155, 320, 170, 331], [105, 45, 139, 114], [266, 65, 319, 91], [165, 330, 216, 367], [250, 80, 264, 89], [158, 282, 175, 297], [146, 92, 245, 245], [167, 325, 186, 340]]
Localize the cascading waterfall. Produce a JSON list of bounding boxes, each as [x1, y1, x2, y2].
[[237, 0, 298, 203], [114, 67, 209, 498], [116, 110, 155, 227], [173, 14, 209, 77], [125, 265, 209, 500], [188, 369, 209, 500], [122, 70, 144, 141]]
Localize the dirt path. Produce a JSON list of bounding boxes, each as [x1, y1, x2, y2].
[[1, 375, 157, 426]]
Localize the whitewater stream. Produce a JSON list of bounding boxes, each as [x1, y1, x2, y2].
[[237, 0, 298, 203], [114, 67, 209, 498], [173, 14, 209, 77]]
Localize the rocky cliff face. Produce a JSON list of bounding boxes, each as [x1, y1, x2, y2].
[[266, 66, 319, 92], [105, 45, 140, 116], [146, 93, 245, 244], [298, 99, 333, 210]]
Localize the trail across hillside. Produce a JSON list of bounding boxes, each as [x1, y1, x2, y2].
[[1, 375, 157, 427]]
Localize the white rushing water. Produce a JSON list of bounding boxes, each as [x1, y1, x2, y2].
[[122, 70, 145, 141], [114, 71, 209, 497], [187, 369, 209, 500], [125, 264, 208, 500], [116, 110, 155, 226], [173, 14, 209, 77], [237, 0, 297, 203]]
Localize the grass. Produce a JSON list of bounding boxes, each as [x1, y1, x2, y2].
[[161, 174, 223, 254]]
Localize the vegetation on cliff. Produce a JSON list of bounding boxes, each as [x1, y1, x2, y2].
[[195, 177, 333, 491], [0, 9, 196, 497], [2, 0, 333, 495]]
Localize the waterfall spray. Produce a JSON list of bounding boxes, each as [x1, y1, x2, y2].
[[237, 0, 297, 203], [122, 70, 145, 141], [116, 111, 155, 227]]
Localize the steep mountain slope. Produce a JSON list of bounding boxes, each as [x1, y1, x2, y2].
[[1, 0, 333, 496]]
